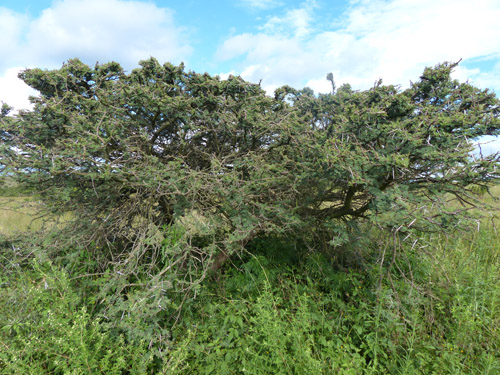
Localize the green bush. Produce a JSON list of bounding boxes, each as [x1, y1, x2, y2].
[[0, 222, 499, 373], [0, 259, 154, 374], [162, 226, 500, 374], [1, 59, 498, 287], [1, 57, 499, 373]]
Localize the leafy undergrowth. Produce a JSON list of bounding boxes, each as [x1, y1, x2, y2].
[[1, 223, 499, 374], [168, 226, 500, 374]]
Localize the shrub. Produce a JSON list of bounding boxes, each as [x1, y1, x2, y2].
[[0, 259, 154, 374]]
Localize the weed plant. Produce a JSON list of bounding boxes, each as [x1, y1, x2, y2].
[[1, 220, 499, 374], [164, 225, 500, 374]]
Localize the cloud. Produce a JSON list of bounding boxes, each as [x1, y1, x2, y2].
[[0, 8, 28, 62], [218, 33, 302, 62], [239, 0, 283, 10], [217, 0, 500, 94], [260, 0, 317, 38], [0, 67, 37, 111], [455, 58, 500, 95], [0, 0, 192, 110], [474, 136, 500, 156], [26, 0, 191, 70]]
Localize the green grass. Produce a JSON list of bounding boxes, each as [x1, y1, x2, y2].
[[0, 196, 72, 238], [0, 187, 499, 374], [159, 224, 500, 374], [0, 197, 46, 236], [2, 225, 498, 374]]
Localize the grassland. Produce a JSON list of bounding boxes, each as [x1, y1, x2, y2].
[[0, 187, 499, 374], [0, 197, 45, 236]]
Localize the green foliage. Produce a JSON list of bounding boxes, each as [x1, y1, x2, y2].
[[1, 59, 498, 278], [1, 58, 500, 373], [162, 225, 500, 374], [0, 260, 155, 374], [0, 178, 33, 197], [0, 214, 499, 373]]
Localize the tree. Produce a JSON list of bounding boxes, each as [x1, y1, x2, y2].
[[273, 62, 500, 239], [1, 58, 499, 287]]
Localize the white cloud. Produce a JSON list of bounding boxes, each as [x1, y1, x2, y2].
[[239, 0, 282, 10], [218, 33, 302, 62], [0, 0, 192, 110], [260, 0, 317, 38], [217, 71, 236, 80], [217, 0, 500, 94], [474, 136, 500, 156], [0, 67, 37, 111], [455, 59, 500, 95], [24, 0, 191, 70], [0, 8, 27, 62]]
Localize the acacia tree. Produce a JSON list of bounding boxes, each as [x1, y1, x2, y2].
[[1, 60, 499, 333]]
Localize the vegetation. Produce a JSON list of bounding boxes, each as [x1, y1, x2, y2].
[[0, 59, 499, 373], [0, 197, 44, 236], [1, 211, 499, 374]]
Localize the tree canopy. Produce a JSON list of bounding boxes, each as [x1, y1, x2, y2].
[[1, 58, 499, 277]]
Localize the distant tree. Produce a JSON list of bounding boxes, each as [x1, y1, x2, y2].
[[1, 58, 499, 279]]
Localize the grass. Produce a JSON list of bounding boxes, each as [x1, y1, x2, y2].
[[0, 197, 46, 236], [0, 185, 499, 374], [162, 222, 500, 374], [3, 221, 497, 374]]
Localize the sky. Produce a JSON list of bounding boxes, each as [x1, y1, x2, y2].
[[0, 0, 499, 153]]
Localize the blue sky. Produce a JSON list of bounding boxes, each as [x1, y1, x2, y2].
[[1, 0, 499, 152]]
